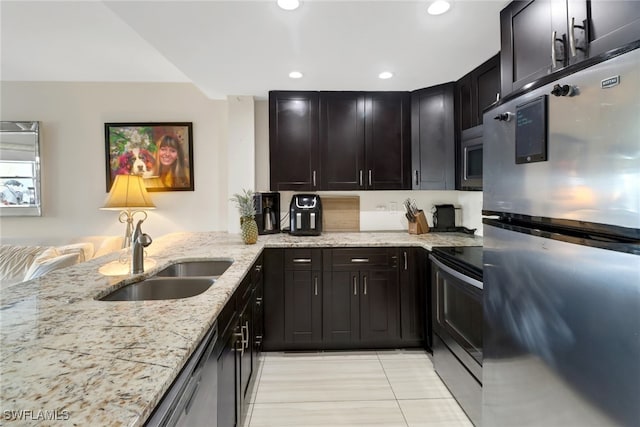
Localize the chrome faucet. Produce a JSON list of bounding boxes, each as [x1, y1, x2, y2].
[[131, 219, 152, 274]]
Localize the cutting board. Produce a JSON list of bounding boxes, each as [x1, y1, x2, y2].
[[322, 196, 360, 232]]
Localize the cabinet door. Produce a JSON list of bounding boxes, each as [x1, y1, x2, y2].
[[239, 301, 253, 407], [323, 270, 360, 346], [584, 0, 640, 57], [399, 248, 425, 345], [456, 73, 474, 131], [263, 249, 285, 351], [269, 91, 320, 191], [359, 269, 399, 344], [284, 269, 323, 346], [217, 321, 240, 427], [252, 269, 264, 370], [411, 83, 456, 190], [473, 53, 501, 124], [500, 0, 569, 95], [364, 92, 411, 190], [320, 92, 365, 190]]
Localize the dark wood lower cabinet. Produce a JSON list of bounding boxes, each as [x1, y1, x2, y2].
[[264, 247, 425, 351], [399, 248, 429, 349], [322, 270, 360, 345], [284, 269, 323, 346], [359, 269, 399, 344], [216, 259, 264, 427], [216, 317, 240, 427]]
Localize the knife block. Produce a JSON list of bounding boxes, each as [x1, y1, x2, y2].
[[408, 210, 430, 235]]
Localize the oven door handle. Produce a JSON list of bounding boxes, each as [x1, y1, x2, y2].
[[429, 255, 483, 290]]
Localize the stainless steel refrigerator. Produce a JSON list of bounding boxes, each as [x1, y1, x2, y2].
[[482, 45, 640, 427]]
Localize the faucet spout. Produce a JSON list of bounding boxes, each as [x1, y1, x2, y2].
[[131, 219, 152, 274]]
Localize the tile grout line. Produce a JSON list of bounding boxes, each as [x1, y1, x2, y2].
[[377, 351, 411, 427]]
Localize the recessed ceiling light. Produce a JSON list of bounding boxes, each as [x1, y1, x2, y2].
[[428, 0, 451, 15], [278, 0, 300, 11], [378, 71, 394, 80], [289, 71, 303, 79]]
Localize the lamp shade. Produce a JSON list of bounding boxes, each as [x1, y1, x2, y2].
[[101, 175, 156, 210]]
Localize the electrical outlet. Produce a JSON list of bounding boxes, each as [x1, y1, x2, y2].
[[389, 202, 397, 212]]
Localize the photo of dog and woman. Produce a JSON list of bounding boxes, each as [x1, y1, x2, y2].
[[106, 123, 193, 192]]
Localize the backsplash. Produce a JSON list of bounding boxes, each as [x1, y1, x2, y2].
[[275, 190, 483, 236]]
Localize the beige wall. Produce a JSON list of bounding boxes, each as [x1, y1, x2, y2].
[[1, 83, 482, 242], [0, 82, 228, 241]]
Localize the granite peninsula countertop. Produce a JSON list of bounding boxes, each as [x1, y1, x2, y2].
[[0, 231, 482, 426]]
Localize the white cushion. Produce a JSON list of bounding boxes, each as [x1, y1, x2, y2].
[[0, 245, 48, 283], [23, 253, 80, 281], [55, 243, 94, 262]]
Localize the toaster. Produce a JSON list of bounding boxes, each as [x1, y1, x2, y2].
[[289, 194, 322, 236]]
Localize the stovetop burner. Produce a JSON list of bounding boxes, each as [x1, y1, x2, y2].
[[431, 246, 483, 281]]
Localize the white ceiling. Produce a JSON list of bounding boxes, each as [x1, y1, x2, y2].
[[0, 0, 507, 100]]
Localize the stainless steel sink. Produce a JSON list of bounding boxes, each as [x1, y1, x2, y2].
[[154, 260, 233, 278], [100, 277, 215, 301]]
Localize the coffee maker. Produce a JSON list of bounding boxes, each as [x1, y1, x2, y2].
[[254, 192, 280, 235], [430, 204, 476, 234], [289, 194, 322, 236]]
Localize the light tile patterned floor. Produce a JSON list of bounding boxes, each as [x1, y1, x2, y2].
[[243, 349, 473, 427]]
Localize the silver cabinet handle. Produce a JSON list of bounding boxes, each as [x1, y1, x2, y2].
[[234, 327, 245, 356], [350, 258, 369, 263], [242, 322, 250, 349], [353, 276, 358, 296], [313, 170, 317, 187], [415, 170, 419, 186], [314, 276, 318, 296], [403, 251, 408, 270], [363, 275, 367, 295], [368, 170, 372, 186], [569, 16, 585, 58], [570, 16, 579, 57], [359, 170, 363, 187], [293, 258, 312, 263]]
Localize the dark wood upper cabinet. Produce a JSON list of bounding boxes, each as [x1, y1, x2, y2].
[[500, 0, 640, 96], [319, 92, 366, 190], [411, 83, 456, 190], [456, 53, 500, 131], [320, 91, 411, 190], [268, 91, 320, 191], [586, 1, 640, 57], [364, 92, 412, 190]]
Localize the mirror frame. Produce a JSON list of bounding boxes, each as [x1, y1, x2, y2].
[[0, 121, 42, 217]]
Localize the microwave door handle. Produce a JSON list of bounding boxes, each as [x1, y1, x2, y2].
[[463, 146, 468, 180]]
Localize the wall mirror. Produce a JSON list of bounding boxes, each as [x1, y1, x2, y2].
[[0, 121, 42, 216]]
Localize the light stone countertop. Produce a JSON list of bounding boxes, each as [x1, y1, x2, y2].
[[0, 231, 481, 426]]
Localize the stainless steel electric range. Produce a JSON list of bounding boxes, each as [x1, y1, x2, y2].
[[430, 246, 483, 426]]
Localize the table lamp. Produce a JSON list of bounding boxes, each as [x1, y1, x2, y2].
[[101, 174, 156, 248]]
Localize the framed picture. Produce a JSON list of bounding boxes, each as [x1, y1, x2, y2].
[[105, 122, 194, 192]]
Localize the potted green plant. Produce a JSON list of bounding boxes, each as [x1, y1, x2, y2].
[[230, 189, 258, 244]]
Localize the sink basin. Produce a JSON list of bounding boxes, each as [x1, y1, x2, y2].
[[154, 260, 233, 278], [100, 277, 215, 301]]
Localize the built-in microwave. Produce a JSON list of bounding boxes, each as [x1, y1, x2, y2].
[[460, 125, 483, 190]]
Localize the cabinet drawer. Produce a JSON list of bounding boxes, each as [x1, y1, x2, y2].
[[329, 248, 397, 269], [284, 249, 322, 270], [237, 276, 253, 309], [217, 295, 237, 336]]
